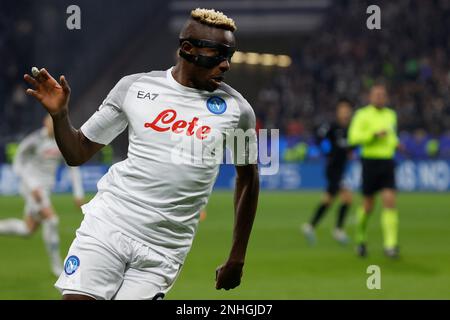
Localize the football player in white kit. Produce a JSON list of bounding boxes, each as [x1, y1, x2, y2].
[[23, 8, 260, 300], [0, 115, 85, 276]]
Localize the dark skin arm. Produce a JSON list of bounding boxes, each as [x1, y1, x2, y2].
[[215, 164, 259, 290], [24, 68, 103, 165]]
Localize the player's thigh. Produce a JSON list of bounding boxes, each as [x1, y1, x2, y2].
[[325, 168, 341, 198], [113, 241, 182, 300], [55, 216, 127, 300], [63, 293, 96, 300], [112, 267, 169, 300]]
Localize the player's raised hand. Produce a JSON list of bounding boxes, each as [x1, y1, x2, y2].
[[215, 260, 244, 290], [24, 68, 71, 116]]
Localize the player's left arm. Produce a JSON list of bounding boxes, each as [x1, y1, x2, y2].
[[216, 97, 260, 291], [216, 164, 259, 290]]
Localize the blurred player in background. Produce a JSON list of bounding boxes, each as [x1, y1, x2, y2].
[[24, 8, 259, 300], [302, 99, 353, 245], [348, 84, 400, 258], [0, 115, 85, 276], [200, 209, 207, 221]]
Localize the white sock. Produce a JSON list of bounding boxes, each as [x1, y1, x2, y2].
[[42, 216, 62, 273], [0, 219, 30, 236]]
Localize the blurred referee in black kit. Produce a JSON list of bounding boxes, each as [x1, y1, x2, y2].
[[302, 99, 353, 245]]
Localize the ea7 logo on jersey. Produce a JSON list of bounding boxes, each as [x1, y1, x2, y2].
[[64, 255, 80, 275], [207, 96, 227, 115], [137, 91, 159, 100]]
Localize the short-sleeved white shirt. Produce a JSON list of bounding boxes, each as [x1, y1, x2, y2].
[[80, 67, 257, 263]]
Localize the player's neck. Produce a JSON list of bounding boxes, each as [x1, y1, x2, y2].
[[172, 64, 196, 89]]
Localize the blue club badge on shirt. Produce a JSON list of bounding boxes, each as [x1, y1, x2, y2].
[[64, 255, 80, 275], [206, 96, 227, 115]]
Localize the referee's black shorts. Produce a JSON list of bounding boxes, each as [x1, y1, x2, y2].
[[325, 163, 345, 196], [361, 158, 396, 196]]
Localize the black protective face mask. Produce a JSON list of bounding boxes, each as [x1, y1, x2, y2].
[[178, 38, 236, 69]]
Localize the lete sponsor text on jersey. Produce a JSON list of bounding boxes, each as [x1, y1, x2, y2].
[[144, 109, 211, 140]]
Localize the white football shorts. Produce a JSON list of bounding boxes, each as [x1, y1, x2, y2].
[[55, 213, 182, 300]]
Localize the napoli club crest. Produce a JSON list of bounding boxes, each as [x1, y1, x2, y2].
[[206, 96, 227, 115], [64, 255, 80, 275]]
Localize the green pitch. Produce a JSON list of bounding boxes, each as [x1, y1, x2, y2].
[[0, 191, 449, 299]]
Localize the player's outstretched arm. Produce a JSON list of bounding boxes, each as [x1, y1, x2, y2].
[[24, 68, 103, 165], [216, 164, 259, 290]]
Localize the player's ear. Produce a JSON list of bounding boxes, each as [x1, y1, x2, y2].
[[181, 41, 195, 54]]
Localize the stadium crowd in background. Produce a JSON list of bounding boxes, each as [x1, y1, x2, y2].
[[2, 0, 450, 161], [0, 2, 37, 141], [254, 0, 450, 158]]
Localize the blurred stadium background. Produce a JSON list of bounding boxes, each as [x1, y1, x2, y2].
[[0, 0, 449, 299]]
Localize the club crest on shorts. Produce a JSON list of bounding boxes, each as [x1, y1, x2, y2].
[[206, 96, 227, 115], [64, 255, 80, 275]]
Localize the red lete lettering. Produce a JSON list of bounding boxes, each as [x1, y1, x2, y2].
[[144, 109, 211, 140]]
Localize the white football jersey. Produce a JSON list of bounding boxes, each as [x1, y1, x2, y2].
[[80, 67, 257, 263], [13, 128, 84, 198]]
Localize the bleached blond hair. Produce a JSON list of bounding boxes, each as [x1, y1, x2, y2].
[[190, 8, 237, 32]]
